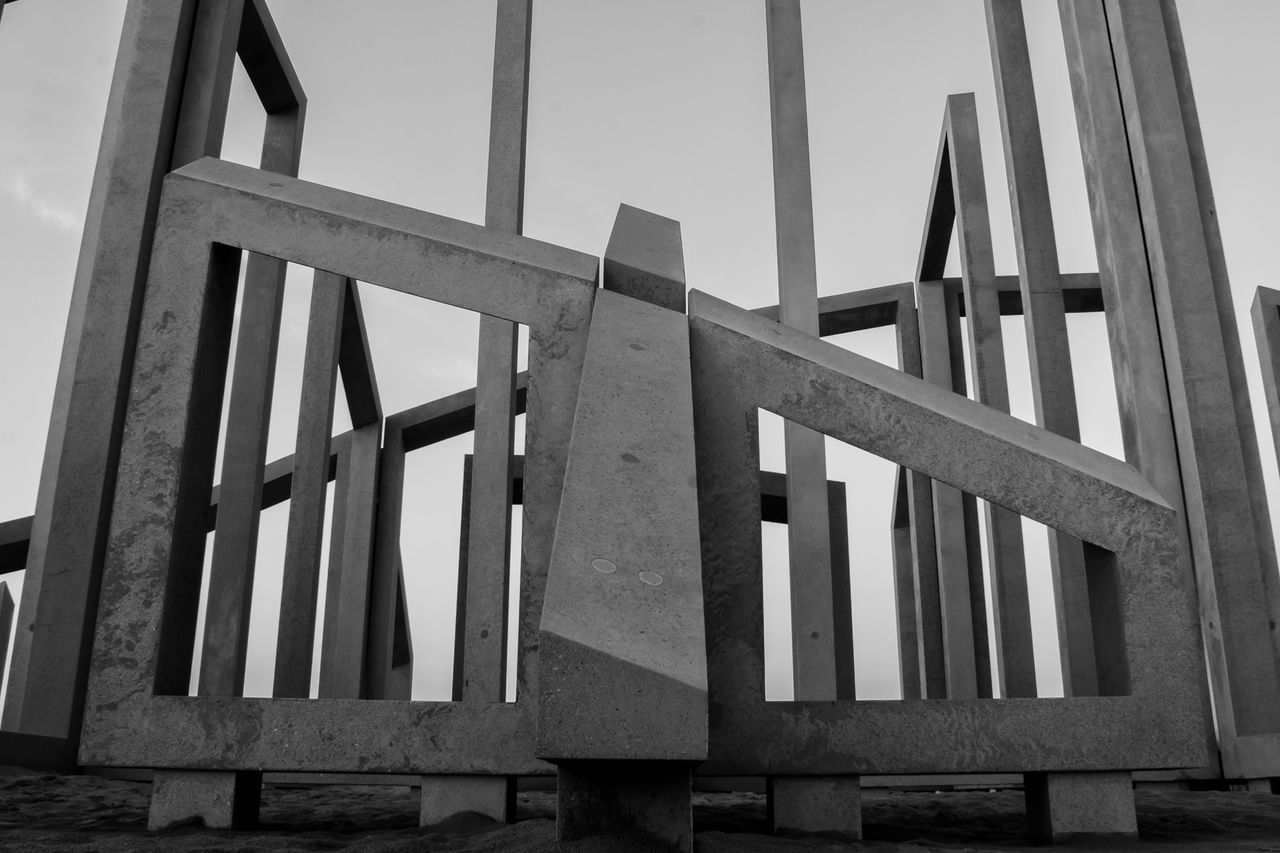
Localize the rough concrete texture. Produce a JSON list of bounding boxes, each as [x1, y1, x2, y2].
[[603, 204, 686, 312], [537, 288, 707, 762], [420, 775, 514, 825], [557, 762, 694, 851], [1025, 771, 1137, 842], [769, 776, 861, 838], [688, 289, 1204, 775], [148, 770, 261, 830], [79, 161, 597, 776]]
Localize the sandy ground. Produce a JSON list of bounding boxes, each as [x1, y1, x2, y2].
[[4, 767, 1280, 851]]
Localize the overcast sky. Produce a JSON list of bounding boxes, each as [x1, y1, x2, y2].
[[1, 1, 1277, 706]]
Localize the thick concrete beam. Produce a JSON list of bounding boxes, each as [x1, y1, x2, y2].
[[603, 204, 687, 312], [4, 0, 200, 766], [1105, 0, 1280, 762], [273, 272, 346, 699], [537, 289, 706, 762]]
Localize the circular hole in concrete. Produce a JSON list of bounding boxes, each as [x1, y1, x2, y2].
[[591, 558, 617, 574], [638, 571, 664, 586]]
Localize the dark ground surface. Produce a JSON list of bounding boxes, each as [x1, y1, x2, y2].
[[4, 767, 1280, 851]]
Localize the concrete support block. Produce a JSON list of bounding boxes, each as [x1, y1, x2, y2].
[[769, 775, 861, 838], [557, 762, 693, 852], [148, 769, 260, 830], [603, 204, 686, 312], [1245, 778, 1277, 794], [419, 775, 513, 825], [1025, 771, 1136, 843]]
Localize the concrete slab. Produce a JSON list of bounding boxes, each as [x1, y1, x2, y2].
[[769, 776, 861, 838], [557, 762, 693, 852], [148, 769, 261, 830], [1025, 771, 1136, 842], [537, 289, 706, 762]]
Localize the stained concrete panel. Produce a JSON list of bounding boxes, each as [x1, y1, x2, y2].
[[537, 289, 706, 762]]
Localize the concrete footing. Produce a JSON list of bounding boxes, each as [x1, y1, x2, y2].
[[148, 770, 261, 830], [419, 775, 514, 825], [556, 761, 693, 851], [1025, 771, 1136, 843], [768, 775, 862, 838]]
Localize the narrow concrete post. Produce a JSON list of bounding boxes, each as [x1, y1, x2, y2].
[[1025, 772, 1136, 843], [1252, 288, 1280, 472], [0, 582, 13, 681], [2, 0, 200, 768], [985, 0, 1095, 699], [941, 93, 1036, 698], [273, 272, 346, 698], [764, 0, 858, 831]]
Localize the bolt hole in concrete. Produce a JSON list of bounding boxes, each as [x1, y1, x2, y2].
[[621, 452, 640, 463], [638, 571, 664, 586], [591, 558, 617, 574]]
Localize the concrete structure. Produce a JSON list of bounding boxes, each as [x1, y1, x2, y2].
[[0, 0, 1273, 847]]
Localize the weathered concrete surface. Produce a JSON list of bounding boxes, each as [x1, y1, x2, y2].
[[80, 162, 596, 776], [765, 0, 841, 705], [420, 775, 514, 825], [3, 0, 199, 766], [689, 289, 1204, 775], [557, 762, 693, 852], [769, 776, 861, 838], [148, 770, 261, 830], [537, 289, 706, 762], [603, 204, 687, 312], [1025, 771, 1136, 842], [1105, 0, 1280, 762], [1252, 288, 1280, 474]]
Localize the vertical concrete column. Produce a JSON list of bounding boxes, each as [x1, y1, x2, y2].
[[764, 1, 857, 831], [420, 0, 532, 826], [0, 582, 13, 680], [1057, 0, 1215, 770], [199, 96, 304, 700], [984, 0, 1096, 699], [366, 417, 406, 700], [2, 0, 200, 768], [943, 94, 1036, 698], [890, 468, 921, 699], [1251, 288, 1280, 471], [1025, 771, 1136, 843], [915, 282, 980, 700], [1104, 0, 1280, 774], [896, 299, 946, 699], [273, 272, 346, 698]]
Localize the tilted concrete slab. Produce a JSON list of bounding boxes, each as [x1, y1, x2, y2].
[[537, 289, 707, 762], [689, 289, 1204, 775]]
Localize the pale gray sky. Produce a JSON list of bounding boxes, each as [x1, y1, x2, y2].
[[0, 1, 1277, 705]]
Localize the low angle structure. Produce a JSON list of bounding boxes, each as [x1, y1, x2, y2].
[[1, 0, 1278, 849]]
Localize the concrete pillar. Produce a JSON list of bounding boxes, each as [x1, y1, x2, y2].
[[1104, 0, 1280, 771], [273, 272, 346, 698], [420, 775, 514, 825], [0, 582, 13, 680], [985, 0, 1096, 698], [2, 0, 201, 768], [557, 763, 693, 852], [769, 776, 861, 839], [1025, 771, 1136, 843], [1252, 287, 1280, 471], [148, 770, 261, 831]]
